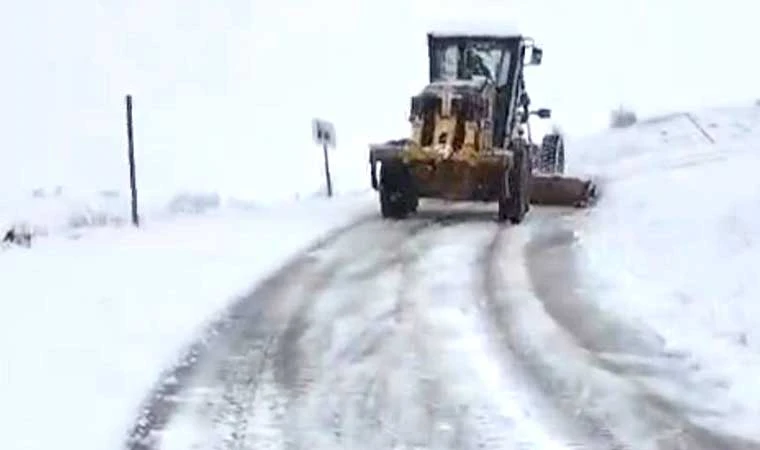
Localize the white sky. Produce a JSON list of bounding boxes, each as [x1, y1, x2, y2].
[[1, 0, 757, 200]]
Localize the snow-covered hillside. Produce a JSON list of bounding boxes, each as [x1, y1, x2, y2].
[[569, 104, 760, 439]]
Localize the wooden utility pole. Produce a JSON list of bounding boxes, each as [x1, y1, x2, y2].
[[125, 95, 139, 226]]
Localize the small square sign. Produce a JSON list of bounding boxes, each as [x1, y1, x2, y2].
[[312, 118, 336, 149]]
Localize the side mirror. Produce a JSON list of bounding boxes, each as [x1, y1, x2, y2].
[[530, 47, 543, 65], [533, 108, 551, 119]]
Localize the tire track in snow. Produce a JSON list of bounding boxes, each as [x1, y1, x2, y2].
[[125, 256, 314, 450], [131, 252, 324, 450], [271, 219, 437, 449], [241, 222, 427, 446], [272, 209, 583, 449], [271, 217, 480, 449], [409, 222, 569, 449], [485, 209, 760, 450], [124, 217, 418, 449], [483, 220, 629, 449], [130, 203, 650, 450]]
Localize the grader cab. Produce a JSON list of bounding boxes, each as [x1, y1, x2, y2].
[[368, 30, 597, 222]]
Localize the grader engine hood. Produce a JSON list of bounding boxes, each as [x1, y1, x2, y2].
[[406, 78, 494, 163], [366, 77, 515, 203]]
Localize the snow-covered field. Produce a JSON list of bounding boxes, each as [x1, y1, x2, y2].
[[0, 192, 375, 450], [570, 104, 760, 439]]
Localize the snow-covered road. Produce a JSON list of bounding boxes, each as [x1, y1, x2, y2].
[[6, 106, 760, 450], [124, 201, 757, 450]]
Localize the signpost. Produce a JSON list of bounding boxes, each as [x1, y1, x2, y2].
[[312, 118, 336, 197]]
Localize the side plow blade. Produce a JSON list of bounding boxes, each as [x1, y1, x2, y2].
[[529, 174, 599, 208]]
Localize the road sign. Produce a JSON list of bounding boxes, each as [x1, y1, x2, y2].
[[312, 118, 336, 149], [312, 118, 335, 197]]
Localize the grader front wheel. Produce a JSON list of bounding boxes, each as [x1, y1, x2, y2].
[[498, 146, 530, 224], [379, 160, 418, 219]]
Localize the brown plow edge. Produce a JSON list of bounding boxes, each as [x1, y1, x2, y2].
[[529, 174, 599, 208]]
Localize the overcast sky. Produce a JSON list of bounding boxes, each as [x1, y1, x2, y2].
[[1, 0, 757, 200]]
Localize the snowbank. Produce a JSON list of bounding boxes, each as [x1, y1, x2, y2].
[[571, 104, 760, 439], [0, 188, 128, 240], [0, 192, 376, 450], [0, 186, 376, 245]]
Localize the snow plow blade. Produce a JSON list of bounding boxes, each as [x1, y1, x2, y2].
[[529, 174, 598, 207]]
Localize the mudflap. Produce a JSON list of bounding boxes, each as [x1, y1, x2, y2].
[[529, 174, 598, 207]]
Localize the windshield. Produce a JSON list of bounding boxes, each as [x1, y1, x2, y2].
[[467, 44, 504, 81], [439, 45, 459, 80], [432, 41, 511, 84]]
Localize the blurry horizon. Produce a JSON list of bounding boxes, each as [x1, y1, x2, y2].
[[1, 0, 757, 200]]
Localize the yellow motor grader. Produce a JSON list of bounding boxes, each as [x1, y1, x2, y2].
[[368, 30, 597, 223]]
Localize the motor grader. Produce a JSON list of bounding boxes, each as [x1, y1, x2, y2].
[[368, 30, 596, 222]]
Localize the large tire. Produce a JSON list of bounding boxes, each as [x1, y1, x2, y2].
[[538, 133, 565, 174], [498, 145, 530, 224], [379, 160, 417, 219]]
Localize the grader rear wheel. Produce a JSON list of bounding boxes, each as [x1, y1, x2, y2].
[[537, 133, 566, 174]]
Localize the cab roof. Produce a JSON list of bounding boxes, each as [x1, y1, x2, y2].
[[427, 19, 523, 40]]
